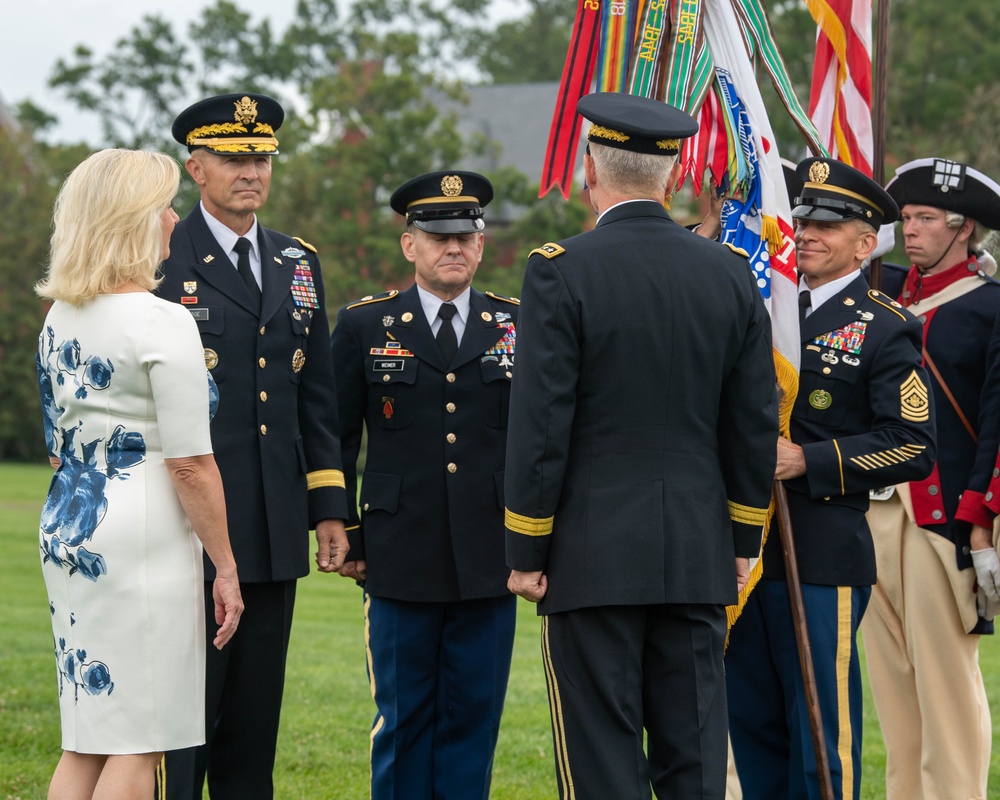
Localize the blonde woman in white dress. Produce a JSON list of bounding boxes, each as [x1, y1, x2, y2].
[[35, 148, 243, 800]]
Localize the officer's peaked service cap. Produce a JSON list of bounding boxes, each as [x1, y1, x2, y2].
[[793, 157, 899, 229], [578, 91, 698, 156], [172, 93, 283, 155], [390, 171, 493, 235], [886, 158, 1000, 231]]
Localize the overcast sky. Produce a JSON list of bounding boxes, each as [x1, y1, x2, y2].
[[1, 0, 524, 144]]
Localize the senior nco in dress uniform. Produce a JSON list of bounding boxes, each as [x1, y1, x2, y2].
[[330, 171, 518, 800], [727, 158, 937, 800], [155, 93, 349, 799], [861, 158, 1000, 800], [504, 92, 778, 799]]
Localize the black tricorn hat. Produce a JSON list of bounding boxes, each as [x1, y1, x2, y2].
[[793, 157, 899, 229], [886, 158, 1000, 231], [577, 91, 698, 156], [390, 171, 493, 234], [172, 93, 283, 155]]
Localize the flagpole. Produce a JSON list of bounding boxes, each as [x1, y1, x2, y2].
[[774, 480, 835, 800], [870, 0, 893, 291]]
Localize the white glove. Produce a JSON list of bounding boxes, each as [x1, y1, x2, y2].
[[971, 547, 1000, 621]]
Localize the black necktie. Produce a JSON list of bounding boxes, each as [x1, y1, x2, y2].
[[798, 289, 812, 323], [436, 302, 458, 363], [234, 237, 261, 309]]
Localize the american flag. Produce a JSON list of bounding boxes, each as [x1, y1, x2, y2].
[[806, 0, 874, 176]]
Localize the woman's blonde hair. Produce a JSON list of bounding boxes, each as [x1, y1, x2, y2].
[[35, 148, 180, 304]]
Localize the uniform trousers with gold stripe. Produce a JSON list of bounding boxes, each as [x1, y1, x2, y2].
[[726, 579, 870, 800], [861, 495, 990, 800], [364, 592, 516, 800], [541, 603, 729, 800]]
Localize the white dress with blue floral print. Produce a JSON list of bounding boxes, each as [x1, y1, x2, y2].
[[37, 293, 218, 754]]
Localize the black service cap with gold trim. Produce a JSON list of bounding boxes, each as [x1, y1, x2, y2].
[[793, 157, 898, 229], [577, 91, 698, 156], [172, 93, 283, 155], [390, 171, 493, 234], [886, 158, 1000, 231]]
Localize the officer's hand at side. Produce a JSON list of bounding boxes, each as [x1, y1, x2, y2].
[[735, 557, 750, 594], [775, 437, 806, 480], [315, 518, 349, 573], [971, 538, 1000, 621], [508, 569, 547, 603], [338, 558, 367, 582]]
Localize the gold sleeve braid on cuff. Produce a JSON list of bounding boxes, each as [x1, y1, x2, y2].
[[307, 470, 346, 490], [727, 500, 768, 527], [505, 508, 554, 537]]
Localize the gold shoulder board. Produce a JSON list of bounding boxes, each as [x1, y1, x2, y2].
[[867, 290, 907, 321], [529, 242, 566, 259], [723, 242, 750, 258], [293, 236, 318, 254], [485, 291, 520, 305], [346, 289, 399, 309]]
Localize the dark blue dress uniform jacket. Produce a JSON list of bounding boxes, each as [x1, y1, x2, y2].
[[769, 273, 937, 586], [902, 272, 1000, 572], [331, 284, 518, 602], [504, 200, 779, 615], [156, 204, 348, 582]]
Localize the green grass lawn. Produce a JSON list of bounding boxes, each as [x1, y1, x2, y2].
[[3, 460, 1000, 798]]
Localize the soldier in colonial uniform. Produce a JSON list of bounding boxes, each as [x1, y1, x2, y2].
[[504, 92, 778, 799], [330, 171, 518, 799], [861, 158, 1000, 799], [155, 93, 349, 799], [726, 158, 937, 800]]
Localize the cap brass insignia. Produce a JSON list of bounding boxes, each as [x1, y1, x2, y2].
[[900, 370, 930, 422], [292, 348, 306, 373], [808, 161, 831, 184], [441, 175, 463, 197], [234, 96, 258, 125], [808, 389, 832, 410], [204, 348, 219, 370]]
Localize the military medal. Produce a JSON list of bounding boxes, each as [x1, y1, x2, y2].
[[813, 322, 867, 355], [484, 324, 516, 359], [290, 260, 320, 309], [808, 389, 832, 410]]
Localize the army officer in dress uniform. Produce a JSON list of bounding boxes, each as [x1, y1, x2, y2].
[[504, 92, 778, 800], [155, 93, 350, 800], [726, 158, 937, 800], [330, 171, 518, 800]]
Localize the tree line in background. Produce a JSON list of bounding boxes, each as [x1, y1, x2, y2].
[[2, 0, 998, 459]]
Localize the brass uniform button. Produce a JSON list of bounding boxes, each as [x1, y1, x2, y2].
[[363, 503, 370, 511], [505, 371, 513, 379], [446, 403, 456, 413], [931, 510, 943, 520], [260, 391, 268, 402], [259, 326, 266, 335], [446, 373, 456, 383], [260, 425, 268, 435], [447, 463, 457, 474], [305, 327, 310, 335], [822, 367, 831, 375], [446, 433, 457, 444], [383, 374, 391, 383], [258, 357, 266, 368], [928, 485, 939, 496]]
